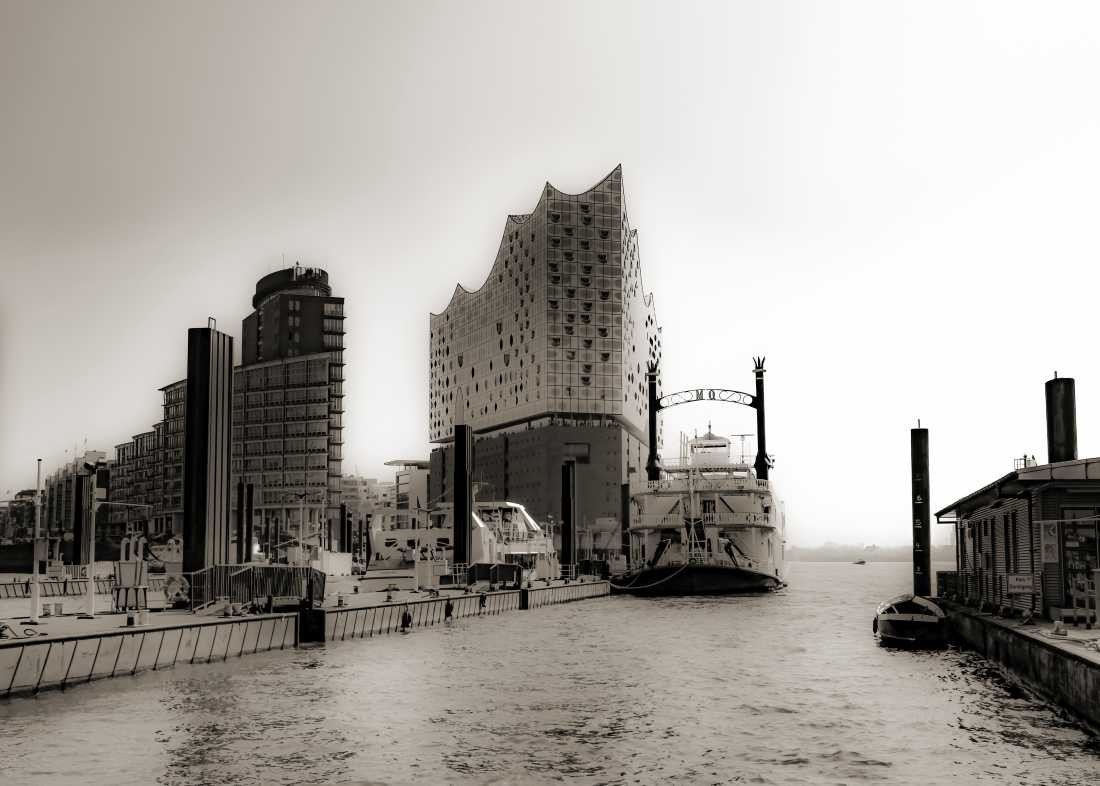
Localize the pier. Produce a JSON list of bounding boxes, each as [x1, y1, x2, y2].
[[942, 600, 1100, 728], [0, 577, 610, 699]]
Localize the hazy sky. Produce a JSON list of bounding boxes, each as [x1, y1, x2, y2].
[[3, 1, 1099, 547]]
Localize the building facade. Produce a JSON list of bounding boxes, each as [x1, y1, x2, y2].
[[428, 166, 661, 541], [42, 451, 109, 562], [937, 457, 1100, 619], [233, 265, 346, 553]]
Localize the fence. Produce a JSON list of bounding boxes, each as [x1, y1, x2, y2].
[[524, 580, 610, 609], [186, 565, 326, 611], [0, 577, 120, 600], [323, 590, 521, 641], [0, 613, 297, 698]]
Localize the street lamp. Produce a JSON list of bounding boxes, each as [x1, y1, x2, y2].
[[33, 459, 41, 624]]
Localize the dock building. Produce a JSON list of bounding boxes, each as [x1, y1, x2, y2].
[[936, 375, 1100, 621], [428, 166, 662, 550]]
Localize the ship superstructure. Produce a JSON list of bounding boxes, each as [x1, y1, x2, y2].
[[616, 429, 785, 595]]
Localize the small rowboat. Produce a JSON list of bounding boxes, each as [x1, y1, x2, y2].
[[873, 594, 947, 648]]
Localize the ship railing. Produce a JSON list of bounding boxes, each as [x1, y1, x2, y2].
[[644, 477, 770, 493], [660, 457, 754, 471], [632, 513, 772, 529]]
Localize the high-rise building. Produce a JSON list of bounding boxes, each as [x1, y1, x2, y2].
[[233, 265, 346, 552], [43, 450, 109, 562], [428, 166, 662, 546]]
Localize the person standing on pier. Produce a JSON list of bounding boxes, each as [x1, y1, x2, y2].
[[444, 598, 454, 622]]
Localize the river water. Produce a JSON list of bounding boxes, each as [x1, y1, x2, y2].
[[2, 562, 1098, 785]]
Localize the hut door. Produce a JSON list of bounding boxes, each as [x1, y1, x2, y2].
[[1062, 509, 1099, 611]]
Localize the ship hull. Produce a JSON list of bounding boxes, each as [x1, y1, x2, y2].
[[874, 615, 947, 648], [611, 563, 782, 597]]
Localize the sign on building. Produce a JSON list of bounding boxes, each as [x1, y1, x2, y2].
[[1007, 573, 1037, 594], [1040, 523, 1059, 563]]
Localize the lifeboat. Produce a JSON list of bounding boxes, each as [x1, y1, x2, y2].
[[873, 594, 947, 648]]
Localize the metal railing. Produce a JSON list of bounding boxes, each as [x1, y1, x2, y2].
[[645, 477, 770, 493], [632, 512, 772, 529], [185, 564, 325, 612]]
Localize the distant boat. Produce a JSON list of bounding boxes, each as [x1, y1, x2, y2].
[[873, 594, 947, 648], [853, 559, 866, 565]]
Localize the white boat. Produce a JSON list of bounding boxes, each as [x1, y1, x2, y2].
[[613, 430, 785, 596], [367, 501, 559, 583], [873, 594, 947, 647]]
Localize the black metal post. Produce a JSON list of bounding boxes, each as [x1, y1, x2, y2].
[[244, 483, 254, 563], [645, 363, 660, 482], [453, 425, 473, 566], [620, 482, 631, 563], [236, 481, 245, 564], [561, 460, 576, 570], [911, 426, 931, 597], [753, 358, 768, 481]]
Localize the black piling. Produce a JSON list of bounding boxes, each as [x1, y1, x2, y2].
[[236, 481, 246, 563], [911, 425, 930, 597], [561, 460, 577, 570], [244, 483, 254, 563], [453, 424, 473, 567]]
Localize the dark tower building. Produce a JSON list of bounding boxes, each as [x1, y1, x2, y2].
[[182, 323, 234, 572], [233, 264, 346, 556]]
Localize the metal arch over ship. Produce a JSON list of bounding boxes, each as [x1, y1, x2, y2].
[[612, 359, 786, 596]]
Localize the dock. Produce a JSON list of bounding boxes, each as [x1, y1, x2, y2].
[[944, 600, 1100, 729], [0, 577, 611, 699]]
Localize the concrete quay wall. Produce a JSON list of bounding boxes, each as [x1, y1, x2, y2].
[[0, 614, 297, 699], [946, 602, 1100, 729], [1, 581, 611, 698], [317, 581, 611, 643]]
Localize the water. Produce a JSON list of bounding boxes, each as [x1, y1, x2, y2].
[[2, 563, 1099, 785]]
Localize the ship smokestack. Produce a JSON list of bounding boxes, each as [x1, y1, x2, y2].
[[1045, 374, 1077, 464]]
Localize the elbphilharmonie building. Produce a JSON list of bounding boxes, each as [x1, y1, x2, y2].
[[428, 166, 662, 555]]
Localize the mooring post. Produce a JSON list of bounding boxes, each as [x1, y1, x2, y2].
[[453, 424, 473, 568], [561, 460, 577, 573], [911, 424, 931, 597]]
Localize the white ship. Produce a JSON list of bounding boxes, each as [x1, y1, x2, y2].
[[368, 501, 559, 582], [614, 429, 785, 596]]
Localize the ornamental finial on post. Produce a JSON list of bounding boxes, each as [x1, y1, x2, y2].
[[753, 356, 766, 373]]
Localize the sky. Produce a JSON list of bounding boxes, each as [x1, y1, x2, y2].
[[2, 1, 1099, 547]]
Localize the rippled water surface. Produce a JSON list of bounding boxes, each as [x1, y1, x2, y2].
[[3, 562, 1099, 785]]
